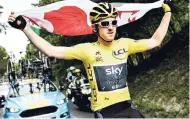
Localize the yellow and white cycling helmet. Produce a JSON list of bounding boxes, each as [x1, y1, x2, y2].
[[90, 2, 118, 24]]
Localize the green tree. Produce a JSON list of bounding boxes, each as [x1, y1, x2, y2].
[[39, 0, 61, 6], [25, 43, 39, 59], [0, 46, 8, 77]]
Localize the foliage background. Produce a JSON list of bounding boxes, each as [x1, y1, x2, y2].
[[0, 46, 8, 77]]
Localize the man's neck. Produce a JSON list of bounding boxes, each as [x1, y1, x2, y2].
[[97, 37, 114, 47]]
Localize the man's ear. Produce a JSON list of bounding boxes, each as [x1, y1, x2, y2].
[[93, 27, 97, 32], [92, 24, 97, 33]]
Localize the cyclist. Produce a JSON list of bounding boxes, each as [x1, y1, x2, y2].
[[67, 66, 76, 82], [8, 2, 171, 118], [73, 68, 85, 88], [73, 68, 83, 78]]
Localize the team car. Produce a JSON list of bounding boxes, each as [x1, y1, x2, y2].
[[3, 78, 70, 118]]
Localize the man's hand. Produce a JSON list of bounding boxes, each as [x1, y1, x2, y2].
[[163, 0, 174, 13], [8, 12, 27, 30], [162, 3, 171, 13]]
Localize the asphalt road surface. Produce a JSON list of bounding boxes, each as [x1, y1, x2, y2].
[[0, 101, 94, 119], [0, 108, 3, 118], [69, 101, 94, 118]]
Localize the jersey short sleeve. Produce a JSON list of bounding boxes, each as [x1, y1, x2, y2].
[[63, 43, 89, 61], [121, 38, 149, 55]]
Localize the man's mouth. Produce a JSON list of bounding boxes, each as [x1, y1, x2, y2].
[[107, 32, 113, 35]]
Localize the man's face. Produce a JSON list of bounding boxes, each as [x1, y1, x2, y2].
[[76, 73, 81, 76], [97, 17, 117, 42]]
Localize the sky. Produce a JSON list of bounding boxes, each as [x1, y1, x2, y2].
[[0, 0, 39, 62]]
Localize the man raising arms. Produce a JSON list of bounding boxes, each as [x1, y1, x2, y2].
[[8, 2, 171, 118]]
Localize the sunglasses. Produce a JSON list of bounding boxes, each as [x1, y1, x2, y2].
[[96, 20, 118, 28]]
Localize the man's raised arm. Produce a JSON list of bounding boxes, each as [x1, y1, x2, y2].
[[148, 3, 172, 49], [8, 12, 66, 59]]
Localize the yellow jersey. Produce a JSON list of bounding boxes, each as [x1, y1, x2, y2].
[[64, 38, 148, 111]]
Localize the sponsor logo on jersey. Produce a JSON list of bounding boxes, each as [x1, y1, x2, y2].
[[94, 63, 127, 91], [95, 51, 104, 62], [87, 64, 97, 102], [112, 48, 127, 60], [96, 56, 104, 62], [104, 97, 109, 100], [95, 51, 101, 55], [105, 66, 123, 75]]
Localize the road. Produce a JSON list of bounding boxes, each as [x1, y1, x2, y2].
[[0, 108, 3, 118], [0, 101, 93, 118], [69, 101, 93, 118]]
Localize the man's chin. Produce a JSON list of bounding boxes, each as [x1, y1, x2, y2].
[[107, 38, 114, 41], [107, 36, 115, 40], [100, 35, 115, 42], [103, 38, 114, 42]]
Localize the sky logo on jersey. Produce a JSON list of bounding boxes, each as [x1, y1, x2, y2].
[[112, 48, 127, 60], [94, 63, 127, 91], [105, 66, 123, 75]]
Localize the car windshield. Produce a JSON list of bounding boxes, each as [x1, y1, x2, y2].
[[9, 80, 57, 97]]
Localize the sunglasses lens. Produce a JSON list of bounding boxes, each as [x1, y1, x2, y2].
[[112, 20, 117, 26], [99, 20, 118, 27], [100, 21, 109, 27]]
